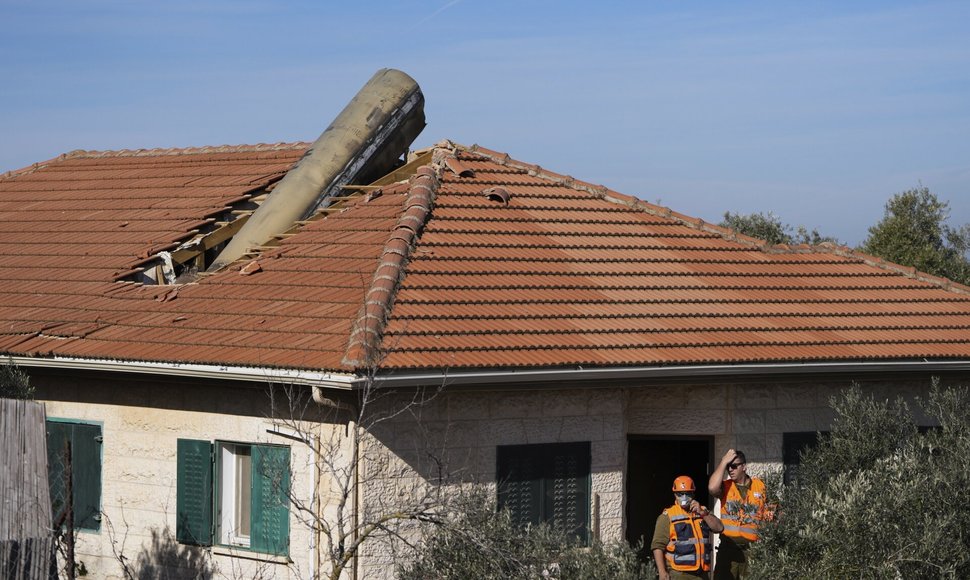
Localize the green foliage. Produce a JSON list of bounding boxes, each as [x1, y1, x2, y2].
[[397, 491, 654, 580], [0, 356, 33, 399], [750, 381, 970, 580], [861, 186, 970, 285], [793, 225, 840, 247], [720, 211, 839, 246]]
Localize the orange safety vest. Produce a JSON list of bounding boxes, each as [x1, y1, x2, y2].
[[664, 503, 712, 572], [720, 477, 767, 542]]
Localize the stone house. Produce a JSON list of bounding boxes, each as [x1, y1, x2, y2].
[[4, 71, 970, 578]]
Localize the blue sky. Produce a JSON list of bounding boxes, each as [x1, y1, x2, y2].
[[2, 0, 968, 247]]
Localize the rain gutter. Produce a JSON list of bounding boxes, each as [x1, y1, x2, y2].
[[369, 360, 970, 389], [8, 355, 356, 390], [11, 355, 970, 392]]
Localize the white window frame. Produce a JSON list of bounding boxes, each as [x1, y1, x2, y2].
[[217, 442, 253, 548]]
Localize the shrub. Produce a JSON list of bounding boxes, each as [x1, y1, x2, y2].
[[0, 356, 33, 399], [397, 491, 654, 580], [750, 381, 970, 579]]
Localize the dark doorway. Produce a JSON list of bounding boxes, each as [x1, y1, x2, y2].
[[625, 436, 714, 555]]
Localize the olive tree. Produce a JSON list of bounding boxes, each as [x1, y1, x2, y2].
[[720, 211, 838, 246], [861, 186, 970, 285], [0, 356, 33, 399], [397, 490, 654, 580], [750, 381, 970, 579]]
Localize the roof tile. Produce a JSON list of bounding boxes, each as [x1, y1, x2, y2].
[[4, 141, 970, 372]]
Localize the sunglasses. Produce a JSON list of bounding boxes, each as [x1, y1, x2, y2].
[[726, 463, 745, 470]]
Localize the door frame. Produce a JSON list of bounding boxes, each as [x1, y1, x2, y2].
[[624, 434, 716, 554]]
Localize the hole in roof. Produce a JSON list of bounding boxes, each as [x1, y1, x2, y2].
[[122, 184, 271, 286], [121, 150, 435, 287], [483, 187, 510, 206]]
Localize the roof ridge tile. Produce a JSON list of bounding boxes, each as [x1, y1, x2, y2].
[[3, 142, 310, 182], [822, 243, 970, 296], [2, 153, 75, 181], [65, 142, 311, 159], [342, 162, 442, 368]]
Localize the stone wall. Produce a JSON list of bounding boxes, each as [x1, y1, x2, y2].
[[359, 387, 628, 579], [359, 376, 940, 578], [627, 377, 937, 472], [34, 371, 332, 580], [32, 369, 943, 580]]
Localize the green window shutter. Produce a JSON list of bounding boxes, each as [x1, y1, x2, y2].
[[45, 421, 102, 531], [46, 421, 71, 525], [497, 446, 542, 527], [544, 442, 590, 544], [251, 444, 290, 556], [72, 423, 102, 531], [176, 439, 213, 546], [497, 442, 591, 543]]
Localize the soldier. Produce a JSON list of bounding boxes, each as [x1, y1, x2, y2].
[[652, 475, 724, 580], [708, 450, 768, 579]]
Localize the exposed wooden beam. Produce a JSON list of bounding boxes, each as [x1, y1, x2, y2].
[[369, 150, 433, 186], [170, 214, 252, 264]]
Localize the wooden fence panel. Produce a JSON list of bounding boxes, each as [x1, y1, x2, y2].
[[0, 398, 54, 580]]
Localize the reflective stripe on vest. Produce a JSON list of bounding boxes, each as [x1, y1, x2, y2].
[[720, 478, 766, 542], [663, 504, 712, 573]]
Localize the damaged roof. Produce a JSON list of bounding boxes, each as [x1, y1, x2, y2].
[[3, 141, 970, 373]]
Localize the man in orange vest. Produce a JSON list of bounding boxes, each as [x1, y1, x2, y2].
[[707, 449, 768, 579], [651, 475, 724, 580]]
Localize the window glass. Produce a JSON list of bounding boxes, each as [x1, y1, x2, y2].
[[782, 431, 827, 485], [219, 443, 252, 547], [236, 449, 252, 538]]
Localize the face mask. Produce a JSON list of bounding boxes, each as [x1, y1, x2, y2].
[[676, 493, 693, 508]]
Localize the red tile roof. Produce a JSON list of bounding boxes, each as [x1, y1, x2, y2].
[[3, 141, 970, 373], [375, 144, 970, 369]]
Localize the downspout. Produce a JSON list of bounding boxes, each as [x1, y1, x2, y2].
[[311, 432, 319, 580], [208, 68, 425, 271], [352, 415, 361, 580]]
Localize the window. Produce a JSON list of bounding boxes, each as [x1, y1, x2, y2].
[[783, 431, 827, 485], [176, 439, 290, 556], [496, 441, 591, 544], [46, 420, 102, 532], [219, 443, 254, 547]]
